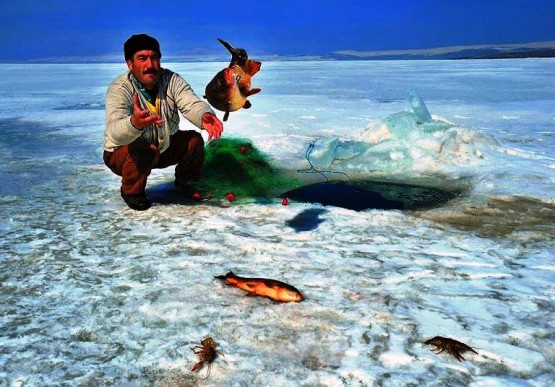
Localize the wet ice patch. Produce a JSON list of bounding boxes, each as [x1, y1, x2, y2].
[[53, 102, 105, 110]]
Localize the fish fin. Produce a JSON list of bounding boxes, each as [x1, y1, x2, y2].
[[246, 88, 261, 97], [243, 101, 252, 109], [245, 60, 261, 76], [245, 292, 258, 297]]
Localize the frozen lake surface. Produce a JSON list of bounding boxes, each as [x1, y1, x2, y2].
[[0, 59, 554, 386]]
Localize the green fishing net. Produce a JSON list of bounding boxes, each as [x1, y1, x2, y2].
[[195, 137, 300, 200]]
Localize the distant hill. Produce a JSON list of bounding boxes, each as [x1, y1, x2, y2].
[[327, 41, 555, 61], [7, 41, 555, 63]]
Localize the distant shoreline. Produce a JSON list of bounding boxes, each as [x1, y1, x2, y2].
[[327, 48, 555, 61], [1, 56, 554, 65], [2, 41, 554, 64]]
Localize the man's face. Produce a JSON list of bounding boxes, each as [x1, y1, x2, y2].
[[127, 50, 161, 90]]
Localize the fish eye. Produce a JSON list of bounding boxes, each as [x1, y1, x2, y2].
[[237, 49, 248, 60]]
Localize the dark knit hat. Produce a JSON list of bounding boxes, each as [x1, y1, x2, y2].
[[124, 34, 161, 60]]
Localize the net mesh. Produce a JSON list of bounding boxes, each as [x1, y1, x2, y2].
[[194, 137, 300, 199]]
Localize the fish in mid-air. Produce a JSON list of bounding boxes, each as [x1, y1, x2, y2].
[[204, 39, 261, 121], [215, 271, 304, 302]]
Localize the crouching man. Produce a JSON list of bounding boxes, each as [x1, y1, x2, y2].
[[103, 34, 223, 210]]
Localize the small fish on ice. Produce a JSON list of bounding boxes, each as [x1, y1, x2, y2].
[[215, 271, 304, 302]]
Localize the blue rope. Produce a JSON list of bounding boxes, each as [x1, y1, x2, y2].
[[296, 142, 351, 182]]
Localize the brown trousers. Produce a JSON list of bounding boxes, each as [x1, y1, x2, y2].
[[103, 130, 204, 195]]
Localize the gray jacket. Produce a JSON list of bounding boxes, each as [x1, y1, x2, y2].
[[104, 68, 214, 153]]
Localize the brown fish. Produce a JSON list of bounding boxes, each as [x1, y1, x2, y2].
[[218, 38, 261, 96], [204, 39, 261, 121], [204, 67, 245, 121], [424, 336, 478, 361], [215, 271, 304, 302]]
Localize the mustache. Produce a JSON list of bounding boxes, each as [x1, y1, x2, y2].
[[143, 69, 158, 75]]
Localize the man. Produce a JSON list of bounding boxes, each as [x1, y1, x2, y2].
[[103, 34, 223, 210]]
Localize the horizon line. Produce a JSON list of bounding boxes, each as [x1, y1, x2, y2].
[[1, 40, 554, 64]]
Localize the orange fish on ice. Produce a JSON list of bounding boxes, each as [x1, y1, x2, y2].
[[215, 271, 304, 302]]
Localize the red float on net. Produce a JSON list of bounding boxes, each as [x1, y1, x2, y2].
[[226, 192, 236, 202]]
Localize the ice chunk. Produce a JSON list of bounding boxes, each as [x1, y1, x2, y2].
[[408, 90, 432, 124], [334, 141, 370, 161], [297, 98, 496, 186], [358, 121, 392, 144], [420, 121, 453, 133], [383, 111, 419, 139], [307, 136, 339, 168], [439, 127, 497, 163]]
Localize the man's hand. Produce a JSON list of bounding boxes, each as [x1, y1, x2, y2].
[[202, 113, 223, 141], [130, 93, 164, 130]]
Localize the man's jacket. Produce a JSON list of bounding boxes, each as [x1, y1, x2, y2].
[[104, 68, 214, 153]]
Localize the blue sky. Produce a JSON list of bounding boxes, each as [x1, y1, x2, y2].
[[1, 0, 554, 61]]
